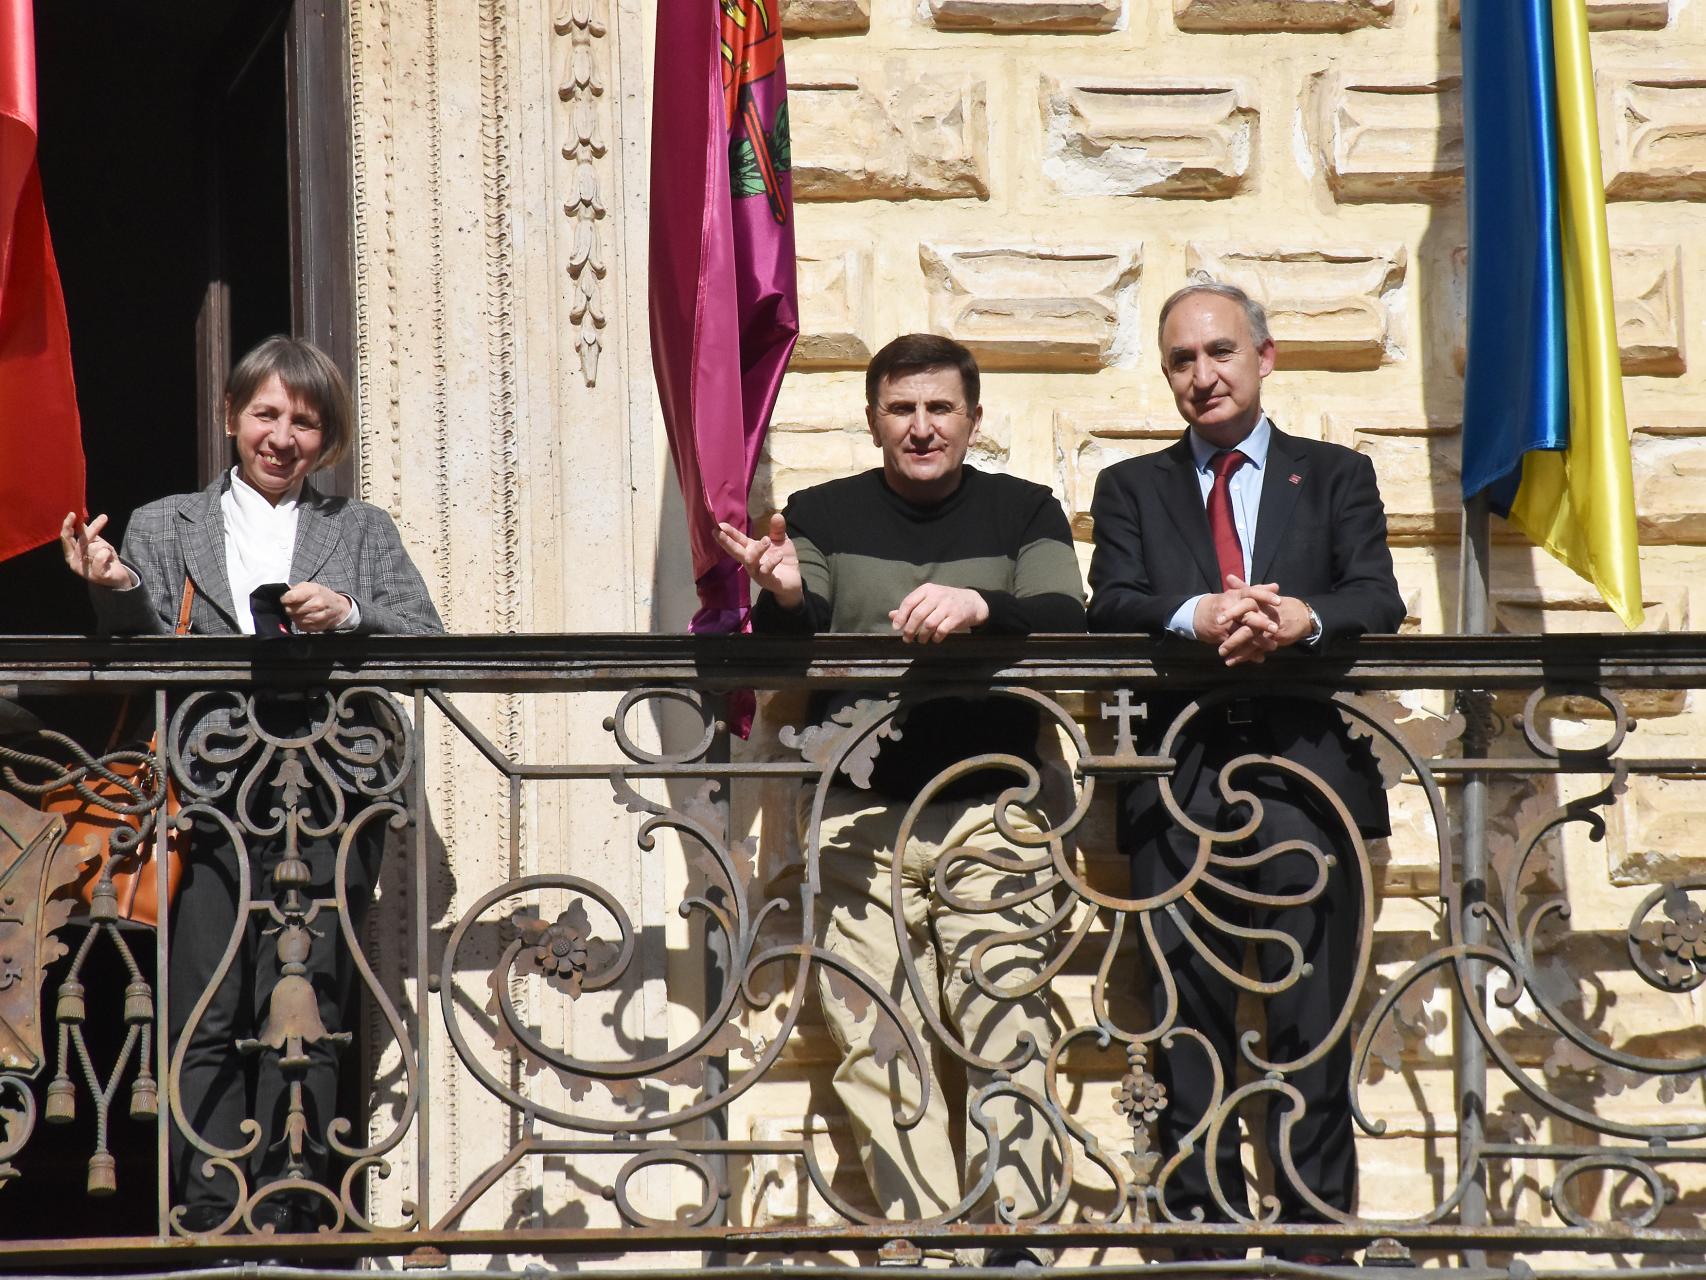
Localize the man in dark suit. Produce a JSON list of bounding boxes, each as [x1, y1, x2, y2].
[[1086, 280, 1404, 1256]]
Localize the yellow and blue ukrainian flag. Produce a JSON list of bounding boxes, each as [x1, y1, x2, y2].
[[1459, 0, 1643, 627]]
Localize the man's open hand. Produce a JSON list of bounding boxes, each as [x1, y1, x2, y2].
[[715, 513, 803, 609], [889, 583, 989, 643]]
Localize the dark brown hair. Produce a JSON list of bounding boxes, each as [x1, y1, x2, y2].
[[864, 333, 980, 410], [225, 335, 353, 470]]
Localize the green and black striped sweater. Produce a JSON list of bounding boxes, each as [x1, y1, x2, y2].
[[752, 467, 1085, 798]]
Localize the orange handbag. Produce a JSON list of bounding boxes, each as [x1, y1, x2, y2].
[[46, 579, 195, 927]]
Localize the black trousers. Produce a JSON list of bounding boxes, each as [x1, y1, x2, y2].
[[167, 808, 383, 1223], [1128, 761, 1362, 1242]]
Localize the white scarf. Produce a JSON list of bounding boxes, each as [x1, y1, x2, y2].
[[220, 468, 300, 635]]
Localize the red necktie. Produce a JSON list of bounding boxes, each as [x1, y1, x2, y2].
[[1206, 449, 1248, 590]]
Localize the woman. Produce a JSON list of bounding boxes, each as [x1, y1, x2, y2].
[[61, 335, 442, 1235]]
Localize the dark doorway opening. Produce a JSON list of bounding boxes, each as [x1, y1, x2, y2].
[[0, 0, 360, 1241], [0, 0, 292, 1236], [0, 0, 353, 637]]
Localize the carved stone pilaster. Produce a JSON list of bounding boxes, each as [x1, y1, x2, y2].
[[558, 0, 610, 386]]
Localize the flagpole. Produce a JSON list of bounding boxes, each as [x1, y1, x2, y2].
[[1457, 495, 1490, 638], [1454, 494, 1490, 1258]]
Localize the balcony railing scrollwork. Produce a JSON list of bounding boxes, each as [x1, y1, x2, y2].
[[0, 633, 1702, 1272]]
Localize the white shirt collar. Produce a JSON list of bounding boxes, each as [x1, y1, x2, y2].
[[227, 465, 303, 515], [1188, 414, 1272, 473]]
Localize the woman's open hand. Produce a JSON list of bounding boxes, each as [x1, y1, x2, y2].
[[60, 512, 132, 590]]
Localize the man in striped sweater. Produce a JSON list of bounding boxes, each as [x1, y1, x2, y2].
[[717, 333, 1085, 1257]]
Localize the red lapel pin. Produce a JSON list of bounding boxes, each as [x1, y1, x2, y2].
[[1289, 473, 1302, 485]]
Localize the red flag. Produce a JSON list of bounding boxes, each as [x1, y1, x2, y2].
[[649, 0, 799, 635], [0, 0, 84, 562]]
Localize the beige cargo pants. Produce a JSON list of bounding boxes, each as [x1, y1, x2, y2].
[[806, 780, 1064, 1235]]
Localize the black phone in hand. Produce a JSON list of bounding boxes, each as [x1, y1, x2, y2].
[[249, 583, 291, 638]]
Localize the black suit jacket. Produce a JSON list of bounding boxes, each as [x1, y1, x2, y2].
[[1086, 424, 1405, 836]]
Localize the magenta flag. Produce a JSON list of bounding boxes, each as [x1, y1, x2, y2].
[[649, 0, 799, 634]]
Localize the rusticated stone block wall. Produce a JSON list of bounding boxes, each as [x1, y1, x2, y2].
[[763, 0, 1706, 639], [736, 0, 1706, 1250]]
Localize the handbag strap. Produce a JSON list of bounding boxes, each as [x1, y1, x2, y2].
[[101, 577, 187, 748], [99, 578, 195, 754], [174, 577, 195, 636]]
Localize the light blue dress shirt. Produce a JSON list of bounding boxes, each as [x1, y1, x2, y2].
[[1166, 416, 1272, 638]]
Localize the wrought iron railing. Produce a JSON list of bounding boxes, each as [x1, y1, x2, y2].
[[0, 633, 1703, 1274]]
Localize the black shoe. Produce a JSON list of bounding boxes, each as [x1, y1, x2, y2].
[[985, 1248, 1044, 1270]]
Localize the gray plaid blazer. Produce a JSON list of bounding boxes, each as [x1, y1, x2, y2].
[[92, 472, 444, 638]]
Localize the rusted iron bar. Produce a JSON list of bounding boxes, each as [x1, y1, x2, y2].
[[7, 632, 1706, 692], [6, 1220, 1706, 1265], [4, 643, 1705, 1269]]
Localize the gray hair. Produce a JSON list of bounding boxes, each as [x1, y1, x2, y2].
[[1156, 276, 1272, 350]]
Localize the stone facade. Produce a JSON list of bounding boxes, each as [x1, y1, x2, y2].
[[758, 0, 1706, 1256], [339, 0, 1706, 1258]]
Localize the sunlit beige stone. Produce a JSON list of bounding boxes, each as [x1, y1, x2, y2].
[[1613, 245, 1687, 376], [1609, 775, 1706, 885], [1599, 71, 1706, 201], [1321, 412, 1461, 544], [1632, 417, 1706, 544], [1053, 407, 1184, 540], [789, 66, 989, 201], [781, 0, 870, 35], [921, 244, 1144, 371], [1041, 77, 1255, 199], [926, 0, 1120, 32], [1186, 244, 1407, 371], [1305, 70, 1462, 204], [1490, 585, 1688, 637], [792, 244, 877, 370], [1174, 0, 1393, 33]]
